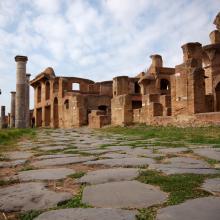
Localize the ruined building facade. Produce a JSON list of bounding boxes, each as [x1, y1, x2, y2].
[[25, 12, 220, 128], [30, 69, 112, 128]]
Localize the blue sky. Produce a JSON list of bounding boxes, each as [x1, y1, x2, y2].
[[0, 0, 219, 112]]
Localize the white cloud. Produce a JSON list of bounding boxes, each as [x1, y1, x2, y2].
[[32, 0, 61, 14], [0, 0, 220, 112]]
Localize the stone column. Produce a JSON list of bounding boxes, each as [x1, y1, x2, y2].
[[15, 55, 28, 128], [0, 106, 5, 129], [10, 91, 16, 128], [25, 74, 31, 127]]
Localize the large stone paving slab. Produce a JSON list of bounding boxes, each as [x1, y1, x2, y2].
[[36, 154, 80, 160], [201, 178, 220, 195], [156, 197, 220, 220], [34, 208, 137, 220], [31, 156, 96, 167], [80, 149, 117, 155], [4, 151, 33, 160], [149, 157, 219, 174], [157, 147, 189, 154], [126, 148, 165, 158], [84, 157, 155, 167], [193, 148, 220, 161], [101, 153, 130, 159], [39, 146, 69, 151], [77, 168, 139, 184], [82, 180, 167, 208], [0, 182, 72, 212], [106, 146, 133, 152], [12, 168, 76, 181], [0, 159, 26, 168]]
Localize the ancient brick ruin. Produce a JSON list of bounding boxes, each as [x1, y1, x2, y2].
[[2, 12, 220, 129], [30, 68, 112, 128]]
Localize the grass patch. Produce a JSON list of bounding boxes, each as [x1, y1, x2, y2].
[[99, 144, 112, 149], [136, 207, 157, 220], [0, 128, 36, 153], [0, 178, 19, 186], [153, 156, 166, 163], [203, 158, 219, 166], [0, 154, 10, 161], [19, 165, 35, 171], [57, 187, 90, 208], [102, 125, 220, 146], [19, 210, 42, 220], [68, 171, 86, 179], [64, 150, 80, 154], [137, 170, 220, 206]]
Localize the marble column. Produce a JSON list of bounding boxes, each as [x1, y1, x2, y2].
[[0, 106, 5, 129], [10, 91, 16, 128], [25, 74, 31, 127], [15, 55, 28, 128]]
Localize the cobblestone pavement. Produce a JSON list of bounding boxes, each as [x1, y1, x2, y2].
[[0, 128, 219, 220]]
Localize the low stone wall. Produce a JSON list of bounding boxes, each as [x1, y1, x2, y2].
[[88, 110, 111, 128], [145, 112, 220, 127]]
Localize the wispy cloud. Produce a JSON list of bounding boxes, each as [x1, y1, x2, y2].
[[0, 0, 219, 112]]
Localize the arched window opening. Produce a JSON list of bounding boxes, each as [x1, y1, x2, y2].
[[53, 81, 59, 93], [134, 82, 140, 94], [72, 83, 80, 91], [37, 85, 41, 103], [64, 99, 69, 109], [132, 101, 142, 109], [45, 81, 50, 100], [160, 79, 170, 94], [53, 97, 59, 128], [98, 105, 107, 111]]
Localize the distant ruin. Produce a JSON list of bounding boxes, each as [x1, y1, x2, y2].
[[2, 12, 220, 129]]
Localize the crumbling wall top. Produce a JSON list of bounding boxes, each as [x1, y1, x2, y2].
[[150, 54, 163, 68], [214, 12, 220, 31], [181, 42, 203, 63]]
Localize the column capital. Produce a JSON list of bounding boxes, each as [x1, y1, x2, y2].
[[10, 91, 16, 94], [15, 55, 28, 62], [26, 73, 31, 80]]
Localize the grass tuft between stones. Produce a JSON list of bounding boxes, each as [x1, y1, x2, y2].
[[57, 186, 90, 208], [137, 170, 220, 206], [68, 171, 86, 179], [19, 210, 42, 220], [0, 179, 19, 186], [136, 207, 157, 220]]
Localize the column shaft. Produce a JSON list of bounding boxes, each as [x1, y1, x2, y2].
[[0, 106, 6, 129], [25, 74, 31, 127], [10, 92, 16, 128], [15, 55, 28, 128]]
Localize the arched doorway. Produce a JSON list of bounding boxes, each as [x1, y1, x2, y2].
[[215, 82, 220, 111], [98, 105, 107, 112], [160, 79, 170, 95], [53, 97, 59, 128]]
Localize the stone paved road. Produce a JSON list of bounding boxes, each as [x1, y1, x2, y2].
[[0, 128, 219, 220]]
